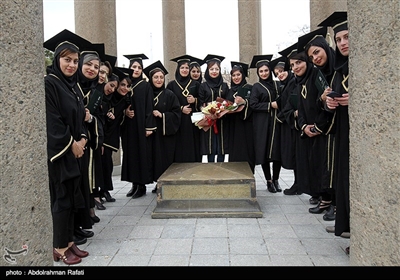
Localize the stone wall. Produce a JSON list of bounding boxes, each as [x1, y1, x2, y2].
[[347, 0, 400, 266], [0, 0, 52, 266]]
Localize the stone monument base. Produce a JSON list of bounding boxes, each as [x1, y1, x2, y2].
[[151, 162, 262, 218]]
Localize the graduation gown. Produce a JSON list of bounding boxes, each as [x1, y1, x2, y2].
[[152, 88, 181, 181], [120, 79, 156, 185], [45, 73, 86, 213], [198, 81, 230, 155], [249, 79, 281, 165], [330, 62, 350, 236], [296, 66, 335, 196], [277, 73, 298, 170], [166, 79, 202, 162], [226, 83, 255, 173]]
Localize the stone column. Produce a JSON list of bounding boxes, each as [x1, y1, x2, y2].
[[162, 0, 186, 83], [348, 0, 399, 266], [0, 0, 52, 266], [74, 0, 121, 170], [309, 0, 347, 30], [238, 0, 262, 84]]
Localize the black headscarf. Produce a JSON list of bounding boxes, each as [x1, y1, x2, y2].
[[189, 62, 203, 83], [204, 61, 223, 88], [230, 64, 247, 92], [46, 42, 80, 90], [174, 61, 191, 87], [305, 36, 336, 82], [149, 68, 166, 95], [77, 52, 100, 93], [292, 52, 314, 86], [129, 58, 145, 85], [255, 60, 274, 88]]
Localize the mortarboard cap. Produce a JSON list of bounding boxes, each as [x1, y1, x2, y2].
[[123, 53, 149, 61], [104, 54, 117, 67], [170, 54, 192, 64], [297, 26, 328, 51], [230, 61, 249, 77], [43, 29, 92, 53], [143, 60, 168, 79], [81, 43, 105, 60], [278, 42, 298, 59], [189, 55, 205, 67], [269, 56, 287, 72], [111, 67, 133, 81], [204, 54, 225, 64], [318, 11, 348, 35], [249, 54, 273, 69]]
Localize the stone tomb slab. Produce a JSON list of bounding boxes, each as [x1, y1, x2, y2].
[[151, 162, 262, 218]]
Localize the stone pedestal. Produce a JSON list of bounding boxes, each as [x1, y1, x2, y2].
[[152, 162, 262, 218]]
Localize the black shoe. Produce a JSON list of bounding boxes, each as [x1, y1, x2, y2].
[[267, 181, 276, 193], [283, 184, 300, 195], [90, 215, 100, 223], [126, 185, 138, 197], [323, 205, 336, 221], [73, 235, 87, 245], [74, 228, 94, 238], [273, 180, 282, 192], [309, 200, 331, 214], [95, 199, 106, 210], [132, 185, 146, 199], [103, 191, 116, 202], [309, 196, 320, 205]]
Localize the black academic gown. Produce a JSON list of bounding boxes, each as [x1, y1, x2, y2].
[[330, 61, 350, 236], [152, 88, 181, 181], [166, 79, 202, 162], [296, 65, 335, 196], [249, 79, 281, 165], [226, 83, 255, 173], [198, 79, 230, 156], [101, 90, 129, 192], [120, 78, 156, 186], [276, 72, 297, 170]]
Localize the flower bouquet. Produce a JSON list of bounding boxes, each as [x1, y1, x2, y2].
[[194, 97, 244, 132]]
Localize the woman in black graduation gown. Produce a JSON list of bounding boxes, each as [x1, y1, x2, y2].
[[249, 55, 282, 193], [198, 54, 230, 163], [75, 48, 103, 238], [144, 61, 181, 192], [299, 27, 336, 216], [320, 12, 351, 246], [289, 45, 334, 212], [166, 55, 202, 163], [121, 54, 156, 199], [225, 61, 255, 173], [44, 30, 90, 265], [189, 56, 204, 83], [100, 69, 129, 206], [271, 54, 300, 195]]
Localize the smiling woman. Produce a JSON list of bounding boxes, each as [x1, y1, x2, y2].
[[43, 0, 309, 70]]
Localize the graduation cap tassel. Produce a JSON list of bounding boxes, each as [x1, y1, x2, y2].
[[326, 32, 334, 49]]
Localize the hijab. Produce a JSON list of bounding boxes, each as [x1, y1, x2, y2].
[[46, 42, 80, 90], [77, 52, 100, 93], [174, 61, 191, 87], [230, 65, 247, 92], [204, 61, 223, 88], [256, 60, 274, 88], [292, 52, 314, 86], [149, 69, 166, 95], [189, 62, 203, 83], [305, 37, 336, 82]]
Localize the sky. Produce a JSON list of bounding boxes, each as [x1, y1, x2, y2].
[[43, 0, 310, 72]]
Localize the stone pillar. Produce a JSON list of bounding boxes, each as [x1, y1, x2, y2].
[[162, 0, 186, 83], [309, 0, 347, 30], [348, 0, 400, 266], [238, 0, 262, 84], [74, 0, 121, 169], [0, 0, 52, 266]]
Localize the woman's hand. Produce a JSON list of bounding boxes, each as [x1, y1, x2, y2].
[[335, 93, 349, 107], [304, 124, 319, 138], [182, 104, 192, 115], [72, 140, 85, 158], [84, 108, 91, 122], [187, 95, 196, 104], [234, 96, 245, 105], [107, 111, 115, 120], [145, 130, 153, 137], [125, 106, 135, 118], [153, 110, 162, 118]]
